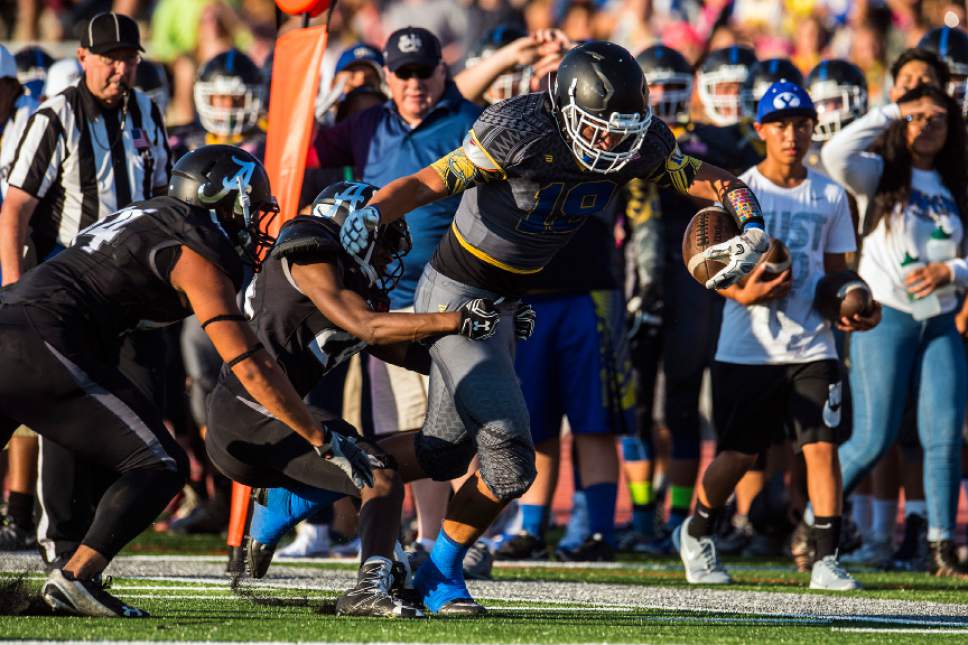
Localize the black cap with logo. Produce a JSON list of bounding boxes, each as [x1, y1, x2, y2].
[[78, 12, 144, 55], [383, 27, 441, 72]]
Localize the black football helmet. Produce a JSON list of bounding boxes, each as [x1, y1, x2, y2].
[[135, 60, 170, 116], [15, 45, 53, 98], [636, 45, 692, 125], [311, 181, 412, 291], [918, 27, 968, 116], [551, 40, 651, 173], [466, 24, 532, 104], [741, 58, 803, 119], [169, 145, 278, 268], [697, 45, 757, 126], [194, 48, 265, 137], [806, 59, 868, 141]]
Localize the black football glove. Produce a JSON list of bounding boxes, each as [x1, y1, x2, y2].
[[313, 423, 383, 489], [513, 302, 536, 340], [458, 298, 500, 340]]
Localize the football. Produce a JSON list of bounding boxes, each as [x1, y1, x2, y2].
[[737, 238, 792, 286], [682, 205, 740, 286], [814, 270, 874, 321]]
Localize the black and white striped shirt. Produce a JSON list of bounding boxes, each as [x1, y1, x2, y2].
[[7, 78, 170, 257]]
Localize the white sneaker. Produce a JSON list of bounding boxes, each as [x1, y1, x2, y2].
[[277, 522, 330, 557], [840, 539, 891, 566], [672, 517, 732, 584], [810, 555, 862, 590]]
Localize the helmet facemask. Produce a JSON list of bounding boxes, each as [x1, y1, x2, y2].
[[556, 77, 652, 174], [194, 74, 264, 137], [647, 70, 692, 125], [809, 80, 867, 141], [698, 65, 749, 126]]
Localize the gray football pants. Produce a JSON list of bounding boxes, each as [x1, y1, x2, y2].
[[412, 265, 536, 502]]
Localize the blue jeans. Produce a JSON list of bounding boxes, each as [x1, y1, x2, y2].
[[841, 306, 966, 540]]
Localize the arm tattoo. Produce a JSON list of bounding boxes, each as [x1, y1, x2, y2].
[[430, 146, 504, 196]]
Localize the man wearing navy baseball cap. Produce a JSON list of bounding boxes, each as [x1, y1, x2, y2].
[[675, 78, 879, 592]]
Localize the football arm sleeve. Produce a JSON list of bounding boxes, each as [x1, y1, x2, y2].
[[429, 129, 507, 196]]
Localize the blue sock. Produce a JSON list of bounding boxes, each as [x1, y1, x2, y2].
[[520, 504, 547, 539], [632, 505, 656, 536], [249, 485, 341, 546], [584, 482, 617, 545], [414, 530, 472, 613], [667, 507, 689, 529], [558, 490, 589, 550]]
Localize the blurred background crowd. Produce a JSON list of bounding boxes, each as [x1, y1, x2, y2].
[[1, 0, 968, 582]]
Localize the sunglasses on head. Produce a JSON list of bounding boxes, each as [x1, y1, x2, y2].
[[394, 65, 435, 80]]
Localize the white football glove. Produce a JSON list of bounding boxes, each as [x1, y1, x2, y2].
[[314, 424, 384, 490], [703, 227, 770, 290], [339, 205, 381, 257]]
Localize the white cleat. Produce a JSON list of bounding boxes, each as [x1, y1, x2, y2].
[[673, 517, 732, 584], [810, 554, 862, 590], [277, 521, 330, 558]]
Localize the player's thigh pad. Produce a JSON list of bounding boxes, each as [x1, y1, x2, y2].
[[414, 265, 536, 501]]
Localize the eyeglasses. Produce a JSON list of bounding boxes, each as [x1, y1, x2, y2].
[[394, 66, 434, 80], [94, 52, 142, 67]]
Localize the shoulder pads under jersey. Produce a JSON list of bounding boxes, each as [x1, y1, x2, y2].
[[270, 216, 341, 263]]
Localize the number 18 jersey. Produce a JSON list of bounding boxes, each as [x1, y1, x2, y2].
[[430, 92, 697, 295]]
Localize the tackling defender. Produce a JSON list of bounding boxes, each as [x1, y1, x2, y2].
[[204, 181, 513, 617], [338, 41, 771, 614]]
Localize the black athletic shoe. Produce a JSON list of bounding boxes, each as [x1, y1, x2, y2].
[[42, 569, 148, 618], [336, 557, 425, 618], [0, 518, 36, 551], [889, 514, 929, 572], [462, 541, 494, 580], [495, 532, 548, 561], [554, 533, 614, 562], [715, 515, 753, 555], [930, 540, 968, 579], [247, 539, 276, 579], [838, 515, 863, 555]]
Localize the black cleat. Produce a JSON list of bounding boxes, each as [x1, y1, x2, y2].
[[715, 515, 753, 556], [247, 539, 276, 579], [462, 541, 494, 580], [42, 569, 148, 618], [336, 557, 425, 618], [554, 533, 614, 562], [495, 532, 549, 561], [0, 518, 36, 551]]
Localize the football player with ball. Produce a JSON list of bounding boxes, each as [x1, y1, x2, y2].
[[675, 81, 881, 591]]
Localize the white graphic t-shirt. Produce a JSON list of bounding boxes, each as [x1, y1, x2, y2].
[[716, 167, 857, 365]]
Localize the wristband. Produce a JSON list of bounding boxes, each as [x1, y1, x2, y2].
[[723, 185, 764, 230]]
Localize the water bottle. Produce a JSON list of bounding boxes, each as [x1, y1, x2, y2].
[[925, 226, 957, 301], [900, 252, 942, 320]]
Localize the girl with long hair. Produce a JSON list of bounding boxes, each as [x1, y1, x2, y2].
[[821, 83, 968, 578]]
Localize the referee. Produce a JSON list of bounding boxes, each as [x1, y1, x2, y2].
[[0, 12, 169, 282], [0, 12, 171, 567]]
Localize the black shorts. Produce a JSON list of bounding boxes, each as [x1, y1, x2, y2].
[[0, 303, 185, 475], [205, 381, 384, 497], [713, 359, 845, 455]]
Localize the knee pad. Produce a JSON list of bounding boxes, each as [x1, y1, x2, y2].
[[414, 433, 476, 481], [476, 425, 537, 503], [621, 435, 651, 462]]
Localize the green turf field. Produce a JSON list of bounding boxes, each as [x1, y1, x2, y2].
[[0, 532, 966, 644]]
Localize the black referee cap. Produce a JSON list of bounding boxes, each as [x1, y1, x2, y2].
[[77, 12, 144, 55]]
